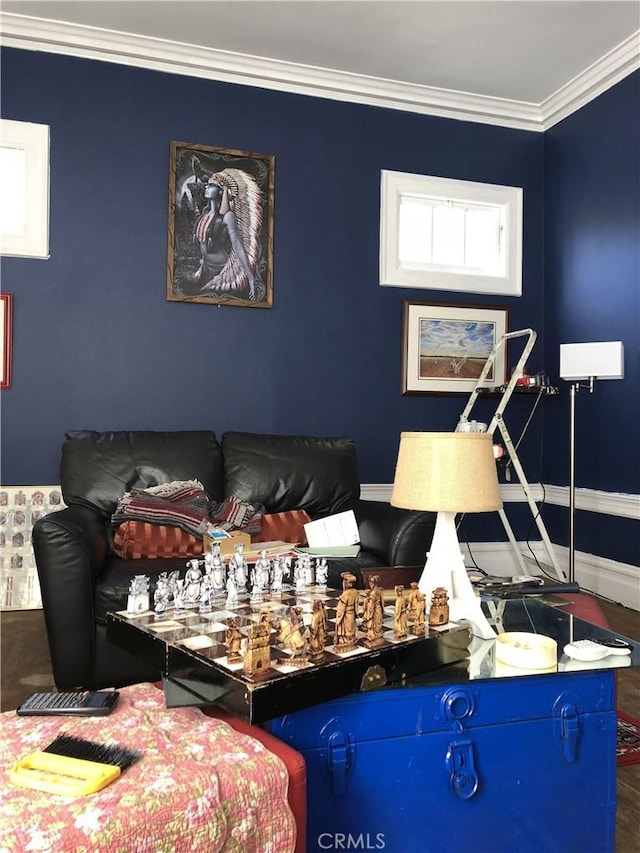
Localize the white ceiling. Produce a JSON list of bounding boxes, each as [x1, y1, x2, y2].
[[2, 1, 639, 129]]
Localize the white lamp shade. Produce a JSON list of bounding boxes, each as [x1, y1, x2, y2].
[[391, 432, 502, 514], [559, 342, 624, 381]]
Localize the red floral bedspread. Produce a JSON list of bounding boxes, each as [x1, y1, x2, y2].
[[0, 682, 296, 852]]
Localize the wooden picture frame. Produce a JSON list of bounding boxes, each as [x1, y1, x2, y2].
[[401, 300, 509, 395], [167, 141, 275, 308], [1, 293, 12, 389]]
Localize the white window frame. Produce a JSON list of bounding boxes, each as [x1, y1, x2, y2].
[[0, 119, 50, 259], [380, 170, 522, 296]]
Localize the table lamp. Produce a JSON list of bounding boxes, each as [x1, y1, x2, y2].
[[391, 431, 502, 639]]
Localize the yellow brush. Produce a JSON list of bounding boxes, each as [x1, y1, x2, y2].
[[10, 734, 142, 797]]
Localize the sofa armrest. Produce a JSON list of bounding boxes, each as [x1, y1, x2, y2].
[[354, 499, 436, 566], [32, 506, 109, 689]]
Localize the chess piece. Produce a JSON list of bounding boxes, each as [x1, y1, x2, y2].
[[199, 574, 212, 613], [173, 578, 185, 613], [361, 574, 385, 649], [229, 543, 248, 593], [409, 582, 426, 635], [183, 559, 203, 606], [308, 599, 328, 662], [429, 587, 450, 626], [243, 613, 271, 676], [127, 574, 150, 614], [270, 556, 286, 593], [225, 618, 243, 661], [315, 558, 328, 588], [274, 606, 307, 665], [253, 550, 271, 594], [294, 559, 307, 593], [394, 585, 408, 638], [304, 555, 315, 585], [209, 542, 226, 597], [153, 573, 171, 615], [335, 572, 360, 651], [226, 572, 238, 606]]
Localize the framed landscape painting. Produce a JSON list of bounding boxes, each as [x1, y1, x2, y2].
[[401, 301, 509, 395], [167, 141, 275, 308]]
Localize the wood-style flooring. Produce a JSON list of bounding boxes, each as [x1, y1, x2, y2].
[[1, 596, 638, 850]]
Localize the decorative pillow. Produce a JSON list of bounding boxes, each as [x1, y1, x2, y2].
[[112, 521, 204, 559], [252, 510, 312, 545]]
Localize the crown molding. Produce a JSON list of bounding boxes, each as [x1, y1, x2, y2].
[[1, 13, 637, 133], [540, 31, 640, 130]]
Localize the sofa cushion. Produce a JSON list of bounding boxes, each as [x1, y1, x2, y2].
[[112, 521, 204, 559], [252, 510, 312, 545], [61, 431, 224, 516], [221, 432, 360, 517]]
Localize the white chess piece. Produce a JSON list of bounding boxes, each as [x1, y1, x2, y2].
[[226, 573, 238, 606]]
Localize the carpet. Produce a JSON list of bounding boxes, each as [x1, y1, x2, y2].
[[617, 711, 640, 766]]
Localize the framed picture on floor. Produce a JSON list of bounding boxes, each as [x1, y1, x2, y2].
[[1, 292, 12, 389], [166, 141, 275, 308], [401, 300, 509, 395]]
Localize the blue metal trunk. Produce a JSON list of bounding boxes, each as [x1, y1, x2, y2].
[[265, 669, 617, 853]]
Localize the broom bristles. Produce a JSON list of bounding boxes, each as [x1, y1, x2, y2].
[[43, 734, 142, 770]]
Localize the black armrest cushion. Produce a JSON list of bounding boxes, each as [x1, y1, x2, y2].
[[32, 505, 108, 689], [354, 499, 436, 566]]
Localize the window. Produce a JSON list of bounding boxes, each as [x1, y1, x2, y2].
[[380, 170, 522, 296], [0, 119, 50, 259]]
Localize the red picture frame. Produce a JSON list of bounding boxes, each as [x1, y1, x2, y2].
[[1, 293, 13, 389]]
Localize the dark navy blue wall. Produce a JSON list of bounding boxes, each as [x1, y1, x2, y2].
[[0, 47, 545, 488], [542, 72, 640, 565]]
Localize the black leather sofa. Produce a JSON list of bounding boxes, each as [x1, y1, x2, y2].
[[32, 430, 436, 691]]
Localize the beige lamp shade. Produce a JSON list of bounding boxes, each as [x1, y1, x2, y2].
[[391, 432, 503, 513]]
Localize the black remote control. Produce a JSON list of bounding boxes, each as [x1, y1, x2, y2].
[[16, 690, 120, 716]]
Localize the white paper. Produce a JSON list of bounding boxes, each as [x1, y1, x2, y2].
[[304, 510, 360, 548]]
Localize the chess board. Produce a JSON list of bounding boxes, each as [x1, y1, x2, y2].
[[108, 586, 471, 724]]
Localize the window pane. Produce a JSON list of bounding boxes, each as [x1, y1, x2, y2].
[[465, 207, 501, 271], [432, 204, 465, 267], [0, 146, 27, 236], [398, 198, 432, 263]]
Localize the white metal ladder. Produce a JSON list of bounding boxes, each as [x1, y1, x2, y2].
[[457, 328, 565, 581]]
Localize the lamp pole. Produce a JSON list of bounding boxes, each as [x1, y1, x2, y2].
[[568, 383, 576, 584], [568, 377, 594, 584]]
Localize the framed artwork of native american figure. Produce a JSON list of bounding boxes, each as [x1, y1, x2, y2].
[[167, 141, 275, 308]]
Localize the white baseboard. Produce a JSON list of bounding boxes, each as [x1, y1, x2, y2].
[[461, 541, 639, 611], [361, 482, 640, 518]]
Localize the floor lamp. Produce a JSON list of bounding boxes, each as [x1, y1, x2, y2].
[[391, 432, 502, 640], [559, 342, 625, 583]]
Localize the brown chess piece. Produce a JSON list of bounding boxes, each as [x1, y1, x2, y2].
[[394, 585, 408, 638], [243, 616, 271, 676], [409, 582, 426, 636], [308, 599, 328, 662], [429, 586, 450, 626], [225, 617, 243, 661], [335, 572, 360, 651], [361, 574, 385, 649]]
